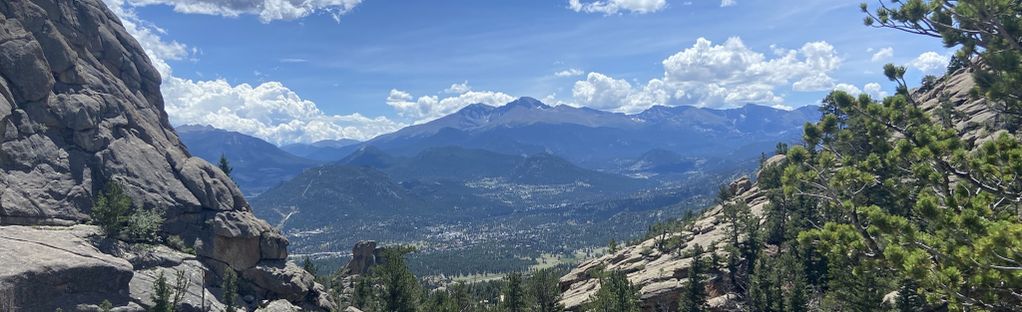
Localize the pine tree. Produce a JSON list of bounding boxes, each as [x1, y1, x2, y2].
[[678, 245, 707, 312], [783, 252, 810, 312], [151, 271, 174, 312], [222, 269, 238, 312], [302, 257, 318, 276], [895, 279, 925, 312], [585, 270, 640, 312], [217, 153, 232, 178], [502, 272, 527, 312], [528, 269, 565, 312], [375, 246, 421, 312], [352, 276, 375, 310]]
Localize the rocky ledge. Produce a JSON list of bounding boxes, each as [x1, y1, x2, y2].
[[558, 156, 782, 311]]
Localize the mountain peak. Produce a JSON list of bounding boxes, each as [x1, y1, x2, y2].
[[505, 97, 550, 109]]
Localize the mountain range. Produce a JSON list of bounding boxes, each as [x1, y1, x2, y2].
[[176, 125, 322, 196], [341, 97, 820, 173]]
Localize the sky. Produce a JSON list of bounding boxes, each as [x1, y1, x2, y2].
[[101, 0, 954, 145]]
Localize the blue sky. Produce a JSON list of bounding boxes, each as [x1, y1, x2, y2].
[[104, 0, 952, 145]]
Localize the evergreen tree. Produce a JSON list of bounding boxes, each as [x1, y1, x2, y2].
[[778, 4, 1022, 306], [375, 246, 421, 312], [217, 153, 233, 178], [585, 270, 640, 312], [528, 269, 565, 312], [222, 269, 238, 312], [352, 276, 375, 310], [501, 272, 527, 312], [678, 245, 707, 312], [895, 279, 925, 312], [151, 271, 174, 312], [783, 252, 810, 312], [302, 257, 318, 276]]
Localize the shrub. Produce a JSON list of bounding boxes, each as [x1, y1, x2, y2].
[[99, 300, 113, 312], [124, 208, 164, 243], [165, 235, 194, 254]]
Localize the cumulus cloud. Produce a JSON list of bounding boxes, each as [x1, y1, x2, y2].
[[720, 0, 736, 7], [118, 0, 363, 22], [568, 0, 667, 14], [444, 81, 472, 94], [572, 37, 843, 112], [911, 51, 950, 75], [386, 88, 516, 123], [571, 73, 669, 113], [103, 0, 402, 144], [871, 47, 893, 62], [833, 82, 889, 99], [555, 68, 585, 77], [163, 78, 404, 144], [863, 82, 888, 98]]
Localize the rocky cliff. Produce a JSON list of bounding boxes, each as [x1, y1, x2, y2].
[[0, 0, 331, 310], [557, 68, 997, 311]]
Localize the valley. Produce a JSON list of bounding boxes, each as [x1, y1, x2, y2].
[[180, 98, 815, 280]]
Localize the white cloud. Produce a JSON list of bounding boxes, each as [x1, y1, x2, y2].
[[164, 78, 404, 144], [572, 37, 843, 112], [103, 0, 402, 144], [863, 82, 888, 98], [720, 0, 736, 7], [444, 81, 472, 94], [833, 82, 888, 99], [911, 51, 950, 75], [386, 88, 516, 123], [568, 0, 667, 14], [572, 73, 672, 113], [118, 0, 363, 22], [555, 68, 585, 77], [833, 83, 862, 95], [871, 47, 893, 62]]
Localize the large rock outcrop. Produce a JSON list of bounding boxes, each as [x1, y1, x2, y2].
[[0, 0, 331, 310], [558, 173, 769, 311]]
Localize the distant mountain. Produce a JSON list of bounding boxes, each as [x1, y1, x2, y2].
[[254, 146, 649, 227], [339, 146, 649, 192], [281, 139, 361, 161], [349, 97, 819, 172], [176, 125, 321, 196]]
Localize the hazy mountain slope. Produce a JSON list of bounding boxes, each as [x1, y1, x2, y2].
[[282, 139, 361, 161], [177, 125, 322, 196], [251, 165, 432, 229], [357, 97, 819, 170]]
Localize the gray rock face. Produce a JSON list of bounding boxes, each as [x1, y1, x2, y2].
[[0, 0, 328, 309], [558, 177, 766, 311], [0, 225, 134, 311]]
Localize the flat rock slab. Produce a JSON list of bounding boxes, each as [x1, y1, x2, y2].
[[0, 225, 133, 311]]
